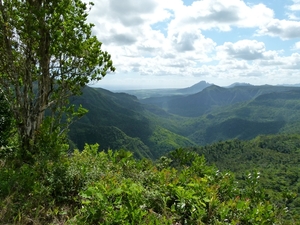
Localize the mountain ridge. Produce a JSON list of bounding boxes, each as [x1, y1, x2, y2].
[[69, 83, 300, 158], [141, 84, 300, 117]]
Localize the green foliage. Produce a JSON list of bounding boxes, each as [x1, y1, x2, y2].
[[68, 86, 195, 158], [70, 87, 152, 142], [69, 147, 281, 224], [187, 134, 300, 223], [148, 126, 196, 157], [0, 0, 114, 161], [139, 87, 300, 149], [0, 92, 13, 147], [69, 124, 152, 158], [0, 144, 285, 224]]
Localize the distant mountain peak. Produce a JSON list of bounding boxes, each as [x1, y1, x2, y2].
[[189, 80, 212, 88], [226, 82, 253, 88], [177, 80, 212, 94]]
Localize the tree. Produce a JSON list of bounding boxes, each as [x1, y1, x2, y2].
[[0, 0, 115, 161], [0, 91, 12, 147]]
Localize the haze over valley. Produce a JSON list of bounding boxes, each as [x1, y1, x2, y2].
[[69, 80, 300, 158]]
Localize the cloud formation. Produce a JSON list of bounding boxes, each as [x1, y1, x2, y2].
[[84, 0, 300, 88], [217, 40, 276, 60], [258, 19, 300, 39], [287, 0, 300, 20]]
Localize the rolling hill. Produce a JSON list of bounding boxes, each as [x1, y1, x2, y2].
[[141, 84, 300, 117], [68, 86, 196, 158], [69, 83, 300, 158], [177, 89, 300, 145]]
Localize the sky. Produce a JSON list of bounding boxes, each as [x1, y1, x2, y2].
[[84, 0, 300, 90]]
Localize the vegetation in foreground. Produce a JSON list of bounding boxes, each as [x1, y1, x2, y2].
[[0, 144, 288, 224], [180, 134, 300, 223], [0, 0, 298, 224]]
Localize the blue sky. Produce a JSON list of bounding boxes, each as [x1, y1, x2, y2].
[[85, 0, 300, 90]]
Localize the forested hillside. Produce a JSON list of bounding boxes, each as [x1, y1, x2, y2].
[[69, 84, 300, 158], [69, 86, 196, 158], [186, 89, 300, 144], [140, 84, 300, 117], [182, 134, 300, 221], [68, 87, 153, 158]]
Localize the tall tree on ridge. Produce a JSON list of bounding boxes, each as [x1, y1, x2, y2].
[[0, 0, 115, 161]]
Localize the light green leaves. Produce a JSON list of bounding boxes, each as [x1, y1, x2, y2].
[[0, 0, 115, 160]]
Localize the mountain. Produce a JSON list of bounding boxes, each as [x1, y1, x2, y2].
[[68, 86, 153, 158], [226, 82, 253, 88], [174, 80, 212, 95], [119, 80, 212, 99], [68, 86, 196, 158], [141, 84, 300, 117], [68, 84, 300, 159], [121, 88, 179, 99], [183, 89, 300, 145], [69, 86, 152, 140], [141, 87, 300, 146]]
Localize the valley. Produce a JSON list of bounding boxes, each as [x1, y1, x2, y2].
[[67, 81, 300, 222], [69, 81, 300, 158]]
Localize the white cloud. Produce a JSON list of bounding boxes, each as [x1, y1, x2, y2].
[[168, 0, 274, 34], [288, 0, 300, 11], [103, 0, 157, 26], [218, 59, 249, 70], [170, 30, 216, 56], [240, 70, 264, 77], [283, 53, 300, 69], [286, 0, 300, 20], [257, 19, 300, 39], [293, 41, 300, 50], [81, 0, 300, 88], [217, 40, 277, 60]]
